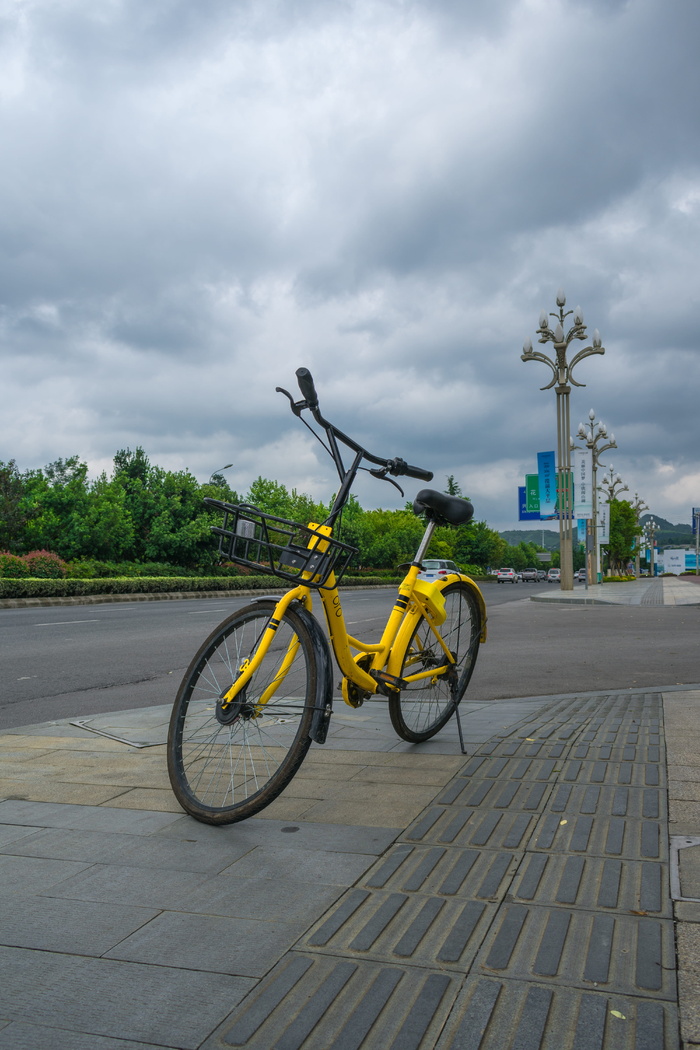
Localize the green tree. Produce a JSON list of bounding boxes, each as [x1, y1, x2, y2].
[[0, 460, 32, 552], [605, 499, 639, 575]]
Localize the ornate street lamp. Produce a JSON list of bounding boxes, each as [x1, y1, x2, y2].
[[571, 409, 617, 585], [522, 290, 605, 590], [644, 517, 658, 577], [598, 465, 629, 577], [631, 493, 649, 577]]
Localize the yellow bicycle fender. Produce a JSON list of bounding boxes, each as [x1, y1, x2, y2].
[[439, 573, 488, 642]]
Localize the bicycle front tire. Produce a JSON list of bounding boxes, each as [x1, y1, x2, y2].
[[389, 581, 482, 743], [167, 600, 318, 825]]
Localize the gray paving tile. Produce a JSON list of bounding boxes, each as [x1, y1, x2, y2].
[[158, 815, 401, 855], [0, 895, 158, 955], [0, 945, 254, 1049], [0, 1023, 165, 1050], [104, 911, 311, 976], [0, 800, 181, 833], [4, 826, 253, 872], [0, 853, 93, 895], [220, 845, 376, 885], [37, 861, 211, 909], [164, 872, 343, 922], [0, 824, 43, 849]]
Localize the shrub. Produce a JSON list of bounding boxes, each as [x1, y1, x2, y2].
[[0, 552, 30, 578], [23, 550, 68, 578]]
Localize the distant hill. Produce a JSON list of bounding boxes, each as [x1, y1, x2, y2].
[[640, 514, 693, 546], [501, 517, 696, 552], [499, 529, 560, 552]]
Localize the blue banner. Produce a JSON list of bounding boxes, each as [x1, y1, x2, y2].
[[518, 487, 540, 521], [537, 451, 557, 519]]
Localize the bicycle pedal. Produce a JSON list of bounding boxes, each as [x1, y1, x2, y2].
[[370, 670, 409, 693]]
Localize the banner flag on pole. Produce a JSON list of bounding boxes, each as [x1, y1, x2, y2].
[[525, 474, 540, 514], [598, 497, 610, 544], [577, 518, 587, 544], [537, 451, 557, 519], [518, 487, 540, 521], [573, 449, 593, 519]]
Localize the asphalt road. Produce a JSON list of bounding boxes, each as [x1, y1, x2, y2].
[[1, 583, 699, 731]]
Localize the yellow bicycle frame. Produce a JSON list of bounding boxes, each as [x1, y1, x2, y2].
[[219, 521, 487, 713]]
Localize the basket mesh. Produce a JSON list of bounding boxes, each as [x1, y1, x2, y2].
[[205, 498, 357, 589]]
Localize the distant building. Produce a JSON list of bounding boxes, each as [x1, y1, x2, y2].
[[657, 549, 698, 574]]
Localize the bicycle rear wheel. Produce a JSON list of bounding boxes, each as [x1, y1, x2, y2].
[[167, 601, 318, 825], [389, 581, 482, 743]]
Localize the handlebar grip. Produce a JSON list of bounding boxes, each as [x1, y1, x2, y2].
[[404, 463, 434, 482], [296, 367, 319, 409]]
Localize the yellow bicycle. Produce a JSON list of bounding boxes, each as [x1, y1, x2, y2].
[[167, 368, 487, 824]]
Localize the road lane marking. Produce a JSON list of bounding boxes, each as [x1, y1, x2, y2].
[[34, 619, 101, 626]]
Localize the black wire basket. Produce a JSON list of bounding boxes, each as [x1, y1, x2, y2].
[[205, 498, 358, 590]]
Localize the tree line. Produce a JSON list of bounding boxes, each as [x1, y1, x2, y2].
[[0, 453, 551, 575]]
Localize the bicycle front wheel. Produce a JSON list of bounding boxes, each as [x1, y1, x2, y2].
[[389, 582, 482, 743], [167, 601, 318, 825]]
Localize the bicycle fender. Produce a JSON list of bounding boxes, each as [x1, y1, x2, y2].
[[434, 573, 488, 642]]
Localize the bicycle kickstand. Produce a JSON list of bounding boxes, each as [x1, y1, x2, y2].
[[453, 704, 468, 755]]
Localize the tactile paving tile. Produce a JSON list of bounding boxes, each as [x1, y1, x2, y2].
[[401, 805, 539, 850], [206, 691, 678, 1050], [473, 903, 676, 999], [298, 887, 498, 970], [509, 852, 671, 916], [360, 844, 518, 900], [434, 976, 679, 1050], [204, 952, 462, 1050], [529, 810, 666, 861]]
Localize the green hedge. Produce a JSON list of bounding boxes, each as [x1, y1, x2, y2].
[[0, 575, 392, 599]]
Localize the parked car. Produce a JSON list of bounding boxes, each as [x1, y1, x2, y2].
[[496, 567, 520, 584], [574, 568, 587, 582], [547, 568, 561, 582], [520, 567, 539, 582], [536, 569, 547, 581], [418, 559, 460, 582]]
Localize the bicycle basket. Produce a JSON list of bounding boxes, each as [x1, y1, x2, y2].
[[204, 498, 358, 590]]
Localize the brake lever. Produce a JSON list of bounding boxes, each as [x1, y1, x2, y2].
[[368, 467, 404, 498], [276, 386, 306, 418]]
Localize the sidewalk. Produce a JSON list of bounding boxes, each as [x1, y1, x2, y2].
[[1, 604, 699, 1046], [530, 575, 700, 607]]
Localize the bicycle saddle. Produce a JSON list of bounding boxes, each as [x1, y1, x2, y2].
[[412, 489, 474, 527]]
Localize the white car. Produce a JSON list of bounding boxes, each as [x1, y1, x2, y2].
[[547, 568, 561, 582], [496, 567, 520, 584], [418, 559, 460, 582]]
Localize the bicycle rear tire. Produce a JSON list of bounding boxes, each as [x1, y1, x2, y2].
[[167, 600, 318, 825], [389, 581, 482, 743]]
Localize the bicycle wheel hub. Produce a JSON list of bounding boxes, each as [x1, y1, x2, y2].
[[216, 688, 255, 725]]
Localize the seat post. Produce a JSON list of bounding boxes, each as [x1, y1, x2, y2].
[[413, 519, 437, 567]]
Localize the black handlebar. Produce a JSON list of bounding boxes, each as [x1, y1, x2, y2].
[[280, 368, 434, 499], [295, 367, 319, 410], [387, 458, 434, 482]]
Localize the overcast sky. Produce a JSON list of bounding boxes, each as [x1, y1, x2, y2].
[[2, 0, 699, 531]]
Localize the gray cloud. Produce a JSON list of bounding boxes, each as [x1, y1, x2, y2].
[[1, 0, 699, 531]]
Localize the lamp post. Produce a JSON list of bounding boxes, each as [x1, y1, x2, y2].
[[522, 290, 605, 590], [631, 493, 649, 577], [209, 463, 234, 485], [644, 517, 658, 577], [572, 409, 617, 586]]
